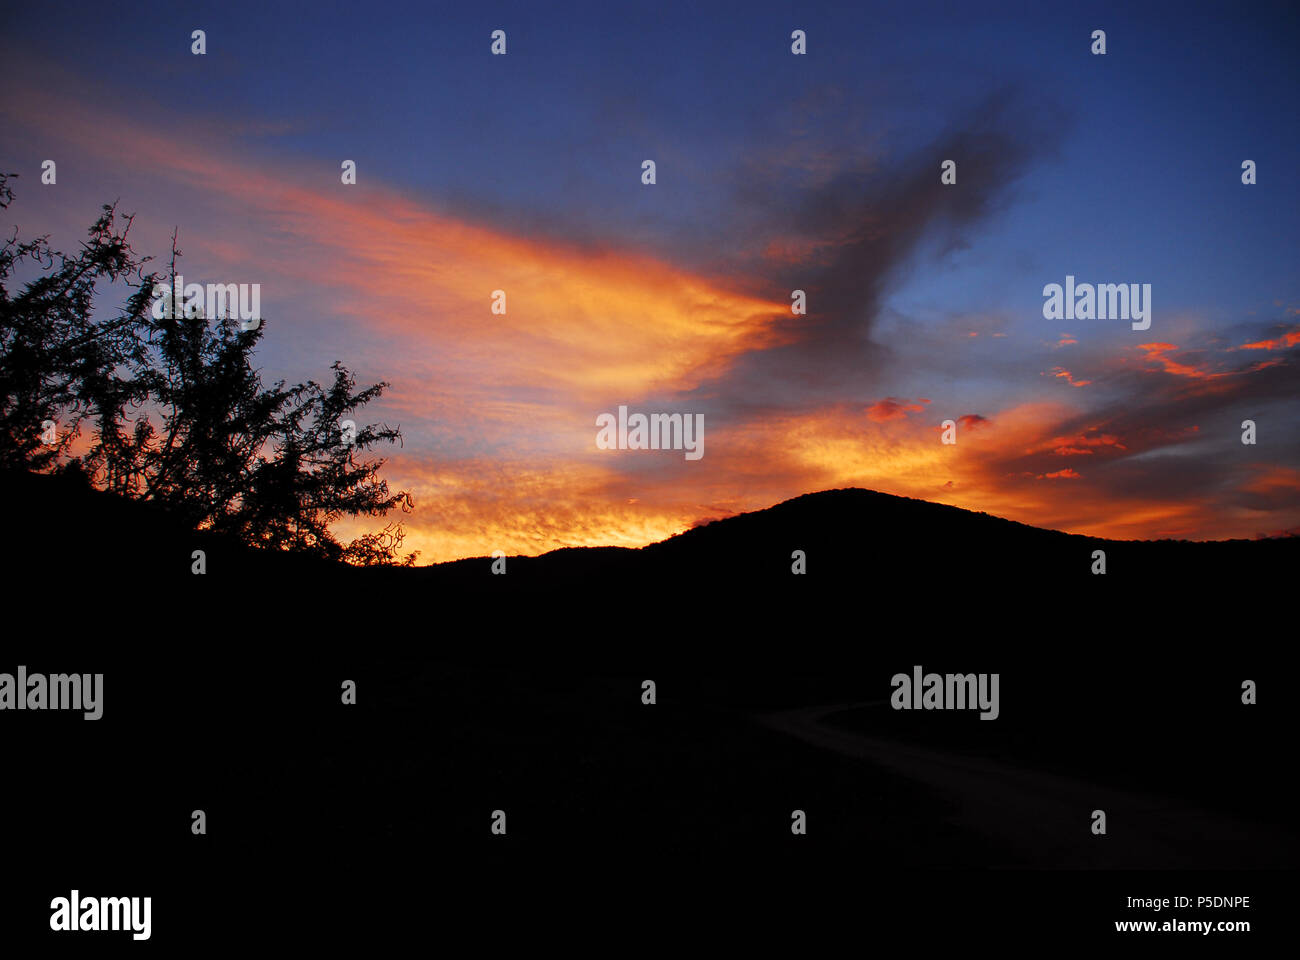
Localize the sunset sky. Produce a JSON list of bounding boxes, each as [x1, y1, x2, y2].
[[4, 1, 1298, 560]]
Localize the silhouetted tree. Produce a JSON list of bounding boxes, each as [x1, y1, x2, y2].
[[0, 174, 416, 564]]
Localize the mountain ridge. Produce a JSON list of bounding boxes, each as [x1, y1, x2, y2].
[[5, 469, 1293, 586]]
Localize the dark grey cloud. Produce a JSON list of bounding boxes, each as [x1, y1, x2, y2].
[[695, 87, 1071, 417]]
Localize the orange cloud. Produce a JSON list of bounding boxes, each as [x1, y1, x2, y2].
[[1049, 366, 1091, 387], [1041, 432, 1126, 457], [866, 397, 928, 422], [1238, 326, 1300, 351], [9, 86, 792, 407], [1242, 466, 1300, 497], [1135, 342, 1226, 380]]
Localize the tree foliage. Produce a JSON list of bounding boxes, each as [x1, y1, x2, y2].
[[0, 174, 416, 564]]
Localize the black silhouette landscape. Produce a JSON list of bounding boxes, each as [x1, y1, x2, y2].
[[8, 463, 1294, 885], [10, 466, 1296, 588]]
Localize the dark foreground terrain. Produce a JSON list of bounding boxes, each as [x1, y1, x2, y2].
[[3, 468, 1295, 947]]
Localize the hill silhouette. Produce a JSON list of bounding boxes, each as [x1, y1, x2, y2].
[[10, 468, 1292, 591], [422, 485, 1299, 587], [9, 462, 1288, 676]]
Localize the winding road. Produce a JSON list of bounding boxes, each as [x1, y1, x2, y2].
[[757, 701, 1298, 869]]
